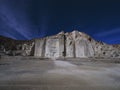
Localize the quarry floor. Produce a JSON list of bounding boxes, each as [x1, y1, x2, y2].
[[0, 57, 120, 90]]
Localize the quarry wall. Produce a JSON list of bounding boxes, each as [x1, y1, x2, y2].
[[34, 32, 64, 58], [34, 31, 95, 58], [1, 31, 120, 58]]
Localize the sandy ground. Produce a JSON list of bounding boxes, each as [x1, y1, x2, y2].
[[0, 57, 120, 90]]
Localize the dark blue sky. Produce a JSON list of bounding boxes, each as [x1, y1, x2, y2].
[[0, 0, 120, 44]]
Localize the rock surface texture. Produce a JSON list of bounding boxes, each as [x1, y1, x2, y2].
[[0, 30, 120, 58]]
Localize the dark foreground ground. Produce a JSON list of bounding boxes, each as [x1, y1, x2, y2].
[[0, 56, 120, 90]]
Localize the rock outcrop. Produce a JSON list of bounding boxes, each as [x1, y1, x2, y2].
[[0, 36, 35, 56], [0, 30, 120, 58]]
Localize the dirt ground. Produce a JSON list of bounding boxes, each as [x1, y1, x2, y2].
[[0, 57, 120, 90]]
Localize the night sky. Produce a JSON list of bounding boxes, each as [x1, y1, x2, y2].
[[0, 0, 120, 44]]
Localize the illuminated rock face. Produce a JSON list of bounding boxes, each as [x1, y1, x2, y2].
[[65, 31, 94, 58], [0, 30, 120, 58], [45, 38, 60, 58], [65, 33, 74, 57], [34, 31, 95, 58], [34, 38, 46, 57], [34, 32, 64, 58], [33, 30, 120, 58]]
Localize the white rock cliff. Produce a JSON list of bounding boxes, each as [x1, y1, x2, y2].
[[0, 30, 120, 58]]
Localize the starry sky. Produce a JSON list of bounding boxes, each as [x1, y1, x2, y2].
[[0, 0, 120, 44]]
